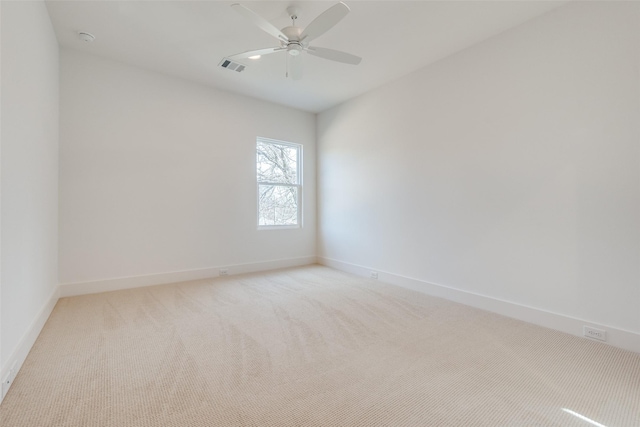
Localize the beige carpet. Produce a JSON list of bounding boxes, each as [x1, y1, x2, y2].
[[0, 265, 638, 426]]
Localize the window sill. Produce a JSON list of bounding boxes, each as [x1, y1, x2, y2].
[[258, 225, 301, 231]]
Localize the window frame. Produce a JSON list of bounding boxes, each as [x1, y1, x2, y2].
[[256, 137, 303, 230]]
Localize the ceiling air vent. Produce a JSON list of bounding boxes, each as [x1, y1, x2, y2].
[[219, 58, 245, 73]]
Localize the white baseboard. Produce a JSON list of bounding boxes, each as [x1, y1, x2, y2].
[[318, 257, 640, 354], [0, 285, 60, 404], [59, 256, 317, 297]]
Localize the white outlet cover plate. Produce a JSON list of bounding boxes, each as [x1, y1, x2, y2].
[[2, 376, 11, 399], [583, 326, 606, 342]]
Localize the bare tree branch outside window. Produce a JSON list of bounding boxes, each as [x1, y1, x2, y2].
[[257, 139, 301, 227]]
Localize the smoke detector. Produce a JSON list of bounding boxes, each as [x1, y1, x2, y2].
[[78, 32, 95, 43]]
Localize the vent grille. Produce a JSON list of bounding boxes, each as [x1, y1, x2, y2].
[[219, 58, 246, 73]]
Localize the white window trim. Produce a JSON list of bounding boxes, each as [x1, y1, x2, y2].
[[256, 137, 303, 230]]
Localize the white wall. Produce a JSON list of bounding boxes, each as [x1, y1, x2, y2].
[[0, 0, 3, 377], [1, 0, 59, 371], [318, 2, 640, 338], [59, 50, 316, 287]]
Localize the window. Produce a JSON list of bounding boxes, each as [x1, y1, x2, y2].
[[256, 138, 302, 228]]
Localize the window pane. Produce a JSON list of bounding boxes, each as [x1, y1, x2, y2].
[[258, 185, 298, 226], [257, 141, 298, 184]]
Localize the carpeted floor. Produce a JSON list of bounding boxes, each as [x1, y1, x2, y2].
[[0, 265, 638, 426]]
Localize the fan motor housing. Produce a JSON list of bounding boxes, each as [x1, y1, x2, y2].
[[282, 26, 302, 42]]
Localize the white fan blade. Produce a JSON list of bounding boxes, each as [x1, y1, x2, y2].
[[229, 47, 285, 60], [306, 46, 361, 65], [231, 3, 288, 42], [300, 2, 349, 43]]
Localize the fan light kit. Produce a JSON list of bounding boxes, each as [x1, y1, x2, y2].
[[227, 2, 361, 80]]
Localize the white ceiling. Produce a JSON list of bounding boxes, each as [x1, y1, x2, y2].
[[46, 1, 565, 113]]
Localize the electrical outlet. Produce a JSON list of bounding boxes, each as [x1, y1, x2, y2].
[[370, 271, 378, 280], [584, 326, 606, 342], [219, 268, 228, 277], [2, 373, 11, 399]]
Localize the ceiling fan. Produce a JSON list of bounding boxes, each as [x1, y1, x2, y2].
[[228, 2, 362, 80]]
